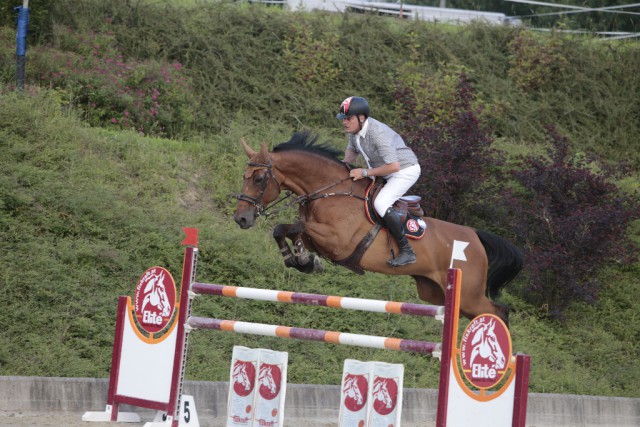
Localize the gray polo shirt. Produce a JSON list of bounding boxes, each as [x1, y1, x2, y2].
[[347, 118, 418, 169]]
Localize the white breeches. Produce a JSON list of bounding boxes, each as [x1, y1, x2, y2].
[[373, 164, 421, 216]]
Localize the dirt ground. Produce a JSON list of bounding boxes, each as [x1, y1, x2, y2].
[[0, 411, 434, 426]]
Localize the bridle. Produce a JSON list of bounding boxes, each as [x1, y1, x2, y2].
[[235, 161, 284, 218], [235, 160, 366, 218]]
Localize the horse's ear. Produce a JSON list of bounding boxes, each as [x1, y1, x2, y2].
[[240, 139, 257, 158], [259, 142, 269, 159]]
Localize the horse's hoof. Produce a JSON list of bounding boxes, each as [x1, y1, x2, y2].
[[294, 240, 309, 264], [296, 251, 310, 265], [312, 256, 324, 273], [295, 255, 323, 274]]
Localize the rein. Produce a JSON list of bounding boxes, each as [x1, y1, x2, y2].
[[236, 161, 366, 217], [294, 176, 365, 206]]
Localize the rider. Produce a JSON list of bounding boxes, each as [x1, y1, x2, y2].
[[337, 96, 421, 267]]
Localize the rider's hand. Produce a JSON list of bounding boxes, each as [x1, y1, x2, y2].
[[349, 168, 366, 180]]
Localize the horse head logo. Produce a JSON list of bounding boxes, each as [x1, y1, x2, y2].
[[372, 377, 398, 415], [141, 271, 172, 317], [134, 267, 176, 334], [258, 365, 276, 394], [470, 318, 506, 370], [257, 363, 282, 400], [232, 361, 256, 397], [342, 375, 368, 412]]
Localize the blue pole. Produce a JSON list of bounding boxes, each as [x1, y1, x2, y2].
[[15, 4, 30, 90]]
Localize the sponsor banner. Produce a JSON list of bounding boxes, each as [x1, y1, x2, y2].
[[339, 359, 404, 427], [339, 360, 370, 427], [227, 346, 288, 427], [228, 346, 257, 427], [370, 362, 403, 427], [254, 348, 287, 427]]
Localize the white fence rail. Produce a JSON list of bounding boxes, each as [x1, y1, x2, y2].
[[247, 0, 520, 25]]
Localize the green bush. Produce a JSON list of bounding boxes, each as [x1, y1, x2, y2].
[[508, 29, 569, 92]]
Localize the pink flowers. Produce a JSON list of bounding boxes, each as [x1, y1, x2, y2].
[[30, 27, 192, 137]]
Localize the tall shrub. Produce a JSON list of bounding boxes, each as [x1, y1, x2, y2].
[[508, 29, 569, 93], [394, 71, 503, 225], [504, 126, 639, 318]]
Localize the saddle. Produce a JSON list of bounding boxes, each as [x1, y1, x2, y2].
[[365, 181, 427, 239], [333, 180, 427, 274]]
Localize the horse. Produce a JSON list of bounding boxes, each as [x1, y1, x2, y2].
[[233, 131, 523, 326]]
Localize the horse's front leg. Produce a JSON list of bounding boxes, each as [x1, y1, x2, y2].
[[280, 221, 324, 274], [286, 221, 310, 265], [273, 224, 297, 269]]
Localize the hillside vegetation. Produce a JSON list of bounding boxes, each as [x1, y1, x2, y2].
[[0, 0, 638, 398]]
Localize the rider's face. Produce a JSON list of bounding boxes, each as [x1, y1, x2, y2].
[[342, 115, 362, 134]]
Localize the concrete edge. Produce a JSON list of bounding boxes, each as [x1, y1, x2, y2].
[[0, 376, 638, 427]]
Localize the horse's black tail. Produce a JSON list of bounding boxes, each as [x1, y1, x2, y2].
[[475, 230, 524, 300]]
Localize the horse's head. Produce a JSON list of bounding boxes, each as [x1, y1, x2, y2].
[[234, 140, 282, 229]]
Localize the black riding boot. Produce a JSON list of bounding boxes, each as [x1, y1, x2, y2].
[[383, 208, 416, 267]]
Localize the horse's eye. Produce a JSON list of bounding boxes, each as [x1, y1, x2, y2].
[[253, 173, 265, 184]]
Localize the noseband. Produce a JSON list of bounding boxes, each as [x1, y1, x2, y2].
[[235, 161, 283, 217]]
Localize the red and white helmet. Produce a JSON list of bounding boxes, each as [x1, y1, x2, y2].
[[336, 96, 370, 119]]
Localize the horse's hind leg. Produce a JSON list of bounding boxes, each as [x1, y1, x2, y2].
[[492, 301, 509, 327], [415, 275, 510, 327], [413, 276, 446, 306], [460, 286, 510, 328]]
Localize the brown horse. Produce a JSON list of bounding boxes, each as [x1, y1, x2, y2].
[[233, 132, 523, 326]]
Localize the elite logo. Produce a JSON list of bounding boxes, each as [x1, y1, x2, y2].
[[406, 219, 420, 233], [232, 360, 256, 397], [372, 376, 399, 415], [342, 374, 368, 412], [133, 267, 176, 334], [459, 314, 511, 389], [258, 363, 282, 400]]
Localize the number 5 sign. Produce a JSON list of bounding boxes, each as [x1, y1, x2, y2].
[[153, 395, 200, 427]]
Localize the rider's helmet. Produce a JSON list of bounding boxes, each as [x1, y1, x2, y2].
[[336, 96, 370, 120]]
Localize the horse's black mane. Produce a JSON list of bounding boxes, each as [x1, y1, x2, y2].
[[273, 131, 343, 164]]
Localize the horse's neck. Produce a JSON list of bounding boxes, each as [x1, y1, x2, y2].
[[272, 152, 348, 195]]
